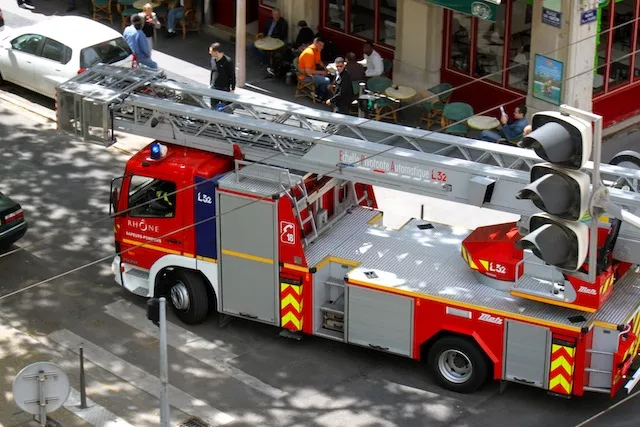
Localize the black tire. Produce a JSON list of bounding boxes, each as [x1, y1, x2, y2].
[[427, 336, 489, 394], [168, 269, 210, 325]]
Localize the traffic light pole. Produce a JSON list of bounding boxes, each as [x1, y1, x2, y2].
[[559, 105, 603, 284]]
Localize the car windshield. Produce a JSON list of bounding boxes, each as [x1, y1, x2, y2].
[[80, 37, 131, 68]]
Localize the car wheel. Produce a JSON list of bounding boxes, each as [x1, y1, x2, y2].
[[168, 269, 210, 325], [427, 336, 489, 394]]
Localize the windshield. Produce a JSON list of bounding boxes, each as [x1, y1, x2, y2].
[[80, 37, 131, 68]]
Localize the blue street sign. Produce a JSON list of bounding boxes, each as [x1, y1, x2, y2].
[[581, 9, 597, 25], [542, 7, 562, 28]]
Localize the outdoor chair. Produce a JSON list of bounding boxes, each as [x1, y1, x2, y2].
[[367, 77, 397, 122], [426, 82, 453, 127], [441, 102, 474, 136], [179, 0, 200, 39], [293, 57, 316, 103], [92, 0, 113, 23], [382, 58, 393, 77], [120, 7, 138, 30]]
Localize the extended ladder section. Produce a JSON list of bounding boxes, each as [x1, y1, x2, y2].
[[56, 65, 640, 261]]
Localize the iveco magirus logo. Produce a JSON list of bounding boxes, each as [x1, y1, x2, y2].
[[472, 2, 492, 20]]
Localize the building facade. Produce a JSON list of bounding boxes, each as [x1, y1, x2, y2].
[[222, 0, 639, 128]]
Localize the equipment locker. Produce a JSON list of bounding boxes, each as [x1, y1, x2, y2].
[[347, 285, 413, 357], [503, 320, 551, 388], [218, 192, 279, 324]]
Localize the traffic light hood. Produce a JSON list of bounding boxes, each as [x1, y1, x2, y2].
[[519, 111, 592, 169]]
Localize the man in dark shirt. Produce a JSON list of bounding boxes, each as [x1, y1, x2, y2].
[[209, 42, 236, 108], [261, 7, 288, 41], [326, 57, 354, 114], [345, 52, 366, 83], [294, 20, 315, 49]]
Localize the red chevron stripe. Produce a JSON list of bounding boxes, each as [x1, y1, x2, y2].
[[552, 347, 575, 363], [550, 383, 569, 394], [281, 305, 302, 318], [282, 320, 298, 330], [549, 367, 573, 382], [280, 285, 303, 301]]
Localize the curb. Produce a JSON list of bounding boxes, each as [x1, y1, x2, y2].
[[0, 90, 57, 122], [0, 88, 141, 156]]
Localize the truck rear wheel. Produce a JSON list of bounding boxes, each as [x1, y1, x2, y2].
[[168, 269, 209, 325], [427, 336, 488, 394]]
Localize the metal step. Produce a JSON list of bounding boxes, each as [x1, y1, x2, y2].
[[587, 349, 615, 356], [583, 386, 612, 394], [325, 277, 345, 287], [585, 368, 613, 374]]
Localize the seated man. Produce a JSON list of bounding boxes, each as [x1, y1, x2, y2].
[[345, 52, 366, 82], [298, 37, 331, 101], [361, 40, 384, 78], [479, 104, 528, 144], [252, 7, 288, 75], [165, 0, 184, 38]]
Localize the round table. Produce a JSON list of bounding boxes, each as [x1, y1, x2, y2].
[[467, 115, 501, 130], [385, 85, 417, 101], [133, 0, 160, 9], [254, 37, 285, 51]]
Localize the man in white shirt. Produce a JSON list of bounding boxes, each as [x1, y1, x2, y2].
[[360, 40, 384, 77]]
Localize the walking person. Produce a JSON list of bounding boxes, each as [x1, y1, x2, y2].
[[139, 3, 161, 55], [326, 57, 354, 114], [123, 14, 158, 69], [209, 42, 235, 109]]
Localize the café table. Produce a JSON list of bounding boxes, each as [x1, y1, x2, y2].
[[467, 115, 501, 131], [255, 37, 285, 74], [384, 85, 417, 121], [133, 0, 160, 8]]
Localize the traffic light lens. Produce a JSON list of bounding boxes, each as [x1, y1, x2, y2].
[[517, 173, 577, 219]]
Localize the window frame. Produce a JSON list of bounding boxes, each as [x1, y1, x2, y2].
[[127, 175, 177, 219], [10, 33, 45, 56], [40, 37, 72, 65], [259, 0, 277, 8], [593, 0, 640, 98], [444, 0, 530, 93], [322, 0, 397, 48]]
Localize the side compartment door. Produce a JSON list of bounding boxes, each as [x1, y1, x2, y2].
[[347, 285, 413, 357], [218, 192, 278, 324], [503, 320, 550, 389]]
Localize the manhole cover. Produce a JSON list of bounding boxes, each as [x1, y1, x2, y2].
[[179, 416, 212, 427]]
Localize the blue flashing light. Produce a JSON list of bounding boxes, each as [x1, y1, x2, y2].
[[149, 142, 167, 160]]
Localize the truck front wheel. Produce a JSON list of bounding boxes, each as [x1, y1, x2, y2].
[[427, 336, 488, 394], [168, 269, 209, 325]]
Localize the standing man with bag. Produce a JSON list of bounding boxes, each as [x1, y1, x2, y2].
[[326, 57, 354, 114]]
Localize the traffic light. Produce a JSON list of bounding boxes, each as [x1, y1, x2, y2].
[[516, 111, 593, 271]]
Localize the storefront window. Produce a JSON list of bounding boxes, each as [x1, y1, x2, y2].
[[327, 0, 347, 31], [636, 19, 640, 80], [474, 5, 505, 84], [450, 12, 471, 72], [260, 0, 277, 7], [507, 1, 532, 91], [378, 0, 397, 47], [323, 0, 397, 47], [594, 0, 640, 94]]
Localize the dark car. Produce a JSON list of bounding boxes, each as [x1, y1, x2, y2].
[[0, 191, 28, 249]]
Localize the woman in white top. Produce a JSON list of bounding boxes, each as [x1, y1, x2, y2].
[[138, 3, 161, 55]]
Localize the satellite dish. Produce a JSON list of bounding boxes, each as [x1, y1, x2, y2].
[[13, 362, 70, 416]]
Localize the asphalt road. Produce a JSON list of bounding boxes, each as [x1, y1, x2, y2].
[[2, 96, 640, 427]]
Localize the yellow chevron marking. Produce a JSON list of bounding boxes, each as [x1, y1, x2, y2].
[[280, 283, 302, 296], [479, 259, 489, 270], [551, 356, 574, 374], [281, 294, 302, 312], [552, 344, 575, 358], [461, 247, 468, 263], [281, 311, 302, 330], [468, 257, 478, 270], [549, 375, 572, 394]]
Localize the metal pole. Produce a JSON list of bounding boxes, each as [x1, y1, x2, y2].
[[38, 370, 47, 426], [420, 204, 424, 220], [235, 0, 247, 88], [159, 297, 170, 427], [560, 104, 603, 284], [79, 345, 87, 409], [358, 82, 366, 118]]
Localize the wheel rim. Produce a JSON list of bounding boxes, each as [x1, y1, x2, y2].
[[438, 349, 473, 384], [170, 281, 190, 311]]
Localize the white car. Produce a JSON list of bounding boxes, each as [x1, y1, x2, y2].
[[0, 16, 133, 98]]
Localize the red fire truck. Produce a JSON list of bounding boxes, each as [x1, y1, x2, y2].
[[57, 66, 640, 398]]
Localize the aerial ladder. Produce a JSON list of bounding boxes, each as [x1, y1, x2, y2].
[[56, 65, 640, 397]]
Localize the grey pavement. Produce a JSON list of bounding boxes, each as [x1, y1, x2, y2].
[[2, 96, 640, 427]]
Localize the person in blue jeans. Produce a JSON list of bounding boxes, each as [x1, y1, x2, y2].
[[123, 15, 158, 69], [166, 0, 184, 38], [479, 104, 528, 144]]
